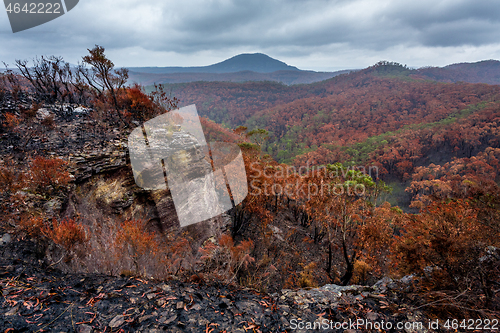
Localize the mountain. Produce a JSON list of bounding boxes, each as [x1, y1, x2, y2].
[[205, 53, 300, 73], [127, 53, 300, 74], [416, 59, 500, 85], [126, 53, 354, 86]]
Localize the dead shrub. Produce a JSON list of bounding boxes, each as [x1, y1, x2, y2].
[[0, 162, 24, 196], [18, 215, 45, 238], [27, 156, 71, 196], [44, 218, 88, 251], [113, 219, 159, 273], [351, 260, 371, 285], [94, 178, 127, 205], [298, 262, 318, 288], [41, 114, 55, 129], [106, 220, 196, 278], [161, 236, 194, 277], [20, 102, 42, 119], [198, 234, 255, 284], [3, 112, 21, 130], [392, 199, 500, 318], [238, 254, 278, 292]]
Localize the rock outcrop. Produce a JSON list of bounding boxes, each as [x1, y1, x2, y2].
[[68, 141, 129, 183]]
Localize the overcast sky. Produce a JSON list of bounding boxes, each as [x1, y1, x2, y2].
[[1, 0, 500, 71]]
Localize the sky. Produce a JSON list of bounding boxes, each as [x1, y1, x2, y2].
[[1, 0, 500, 72]]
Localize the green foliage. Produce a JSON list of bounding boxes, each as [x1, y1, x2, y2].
[[342, 134, 394, 165], [247, 128, 269, 147], [367, 61, 414, 79], [390, 206, 403, 214], [238, 142, 260, 151]]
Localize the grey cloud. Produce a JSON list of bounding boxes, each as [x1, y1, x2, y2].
[[419, 19, 500, 47], [386, 0, 500, 47], [389, 0, 500, 29], [1, 0, 499, 68]]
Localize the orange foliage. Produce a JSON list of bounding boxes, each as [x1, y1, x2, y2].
[[121, 84, 155, 122], [114, 220, 159, 258], [392, 199, 500, 316], [113, 220, 160, 273], [116, 83, 179, 123], [28, 156, 71, 194], [127, 85, 154, 111], [199, 234, 255, 284], [44, 218, 87, 251], [18, 215, 45, 237], [3, 112, 21, 129]]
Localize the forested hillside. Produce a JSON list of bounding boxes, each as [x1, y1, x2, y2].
[[248, 68, 499, 163], [166, 62, 500, 209], [157, 81, 314, 126], [417, 60, 500, 85]]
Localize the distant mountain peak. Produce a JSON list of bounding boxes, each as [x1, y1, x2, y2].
[[127, 53, 300, 75], [209, 53, 299, 73]]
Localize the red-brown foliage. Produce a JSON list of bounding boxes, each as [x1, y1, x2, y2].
[[44, 218, 88, 251], [0, 161, 24, 196], [392, 199, 500, 316], [3, 112, 21, 130], [200, 117, 241, 143], [199, 234, 255, 284], [27, 156, 71, 195], [113, 219, 159, 272], [18, 215, 45, 237], [116, 84, 155, 122]]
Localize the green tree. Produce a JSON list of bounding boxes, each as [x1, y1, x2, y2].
[[247, 128, 269, 148]]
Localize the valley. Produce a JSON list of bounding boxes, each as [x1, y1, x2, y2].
[[1, 48, 499, 331]]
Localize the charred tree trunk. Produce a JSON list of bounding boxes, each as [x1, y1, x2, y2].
[[340, 238, 356, 286], [231, 205, 246, 238], [326, 243, 333, 280]]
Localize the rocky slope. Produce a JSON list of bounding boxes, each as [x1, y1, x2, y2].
[[0, 237, 434, 333]]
